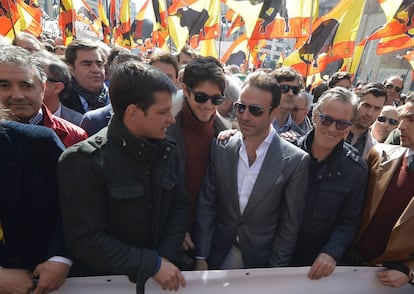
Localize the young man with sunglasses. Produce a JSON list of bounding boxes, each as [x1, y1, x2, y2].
[[167, 56, 231, 270], [290, 87, 368, 281], [194, 72, 309, 270], [384, 75, 404, 106], [345, 82, 387, 159], [270, 67, 305, 135]]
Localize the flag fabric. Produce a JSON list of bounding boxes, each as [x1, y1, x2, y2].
[[348, 38, 368, 74], [0, 0, 20, 41], [59, 0, 76, 45], [133, 0, 155, 48], [167, 0, 219, 49], [284, 0, 366, 81], [199, 38, 218, 58], [225, 14, 244, 38], [377, 33, 414, 55], [221, 33, 248, 66], [368, 0, 414, 40], [151, 0, 169, 48], [109, 0, 116, 35], [115, 0, 133, 47], [98, 0, 110, 43], [16, 0, 42, 37], [250, 0, 318, 40], [73, 0, 102, 40]]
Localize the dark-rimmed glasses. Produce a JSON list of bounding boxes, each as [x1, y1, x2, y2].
[[279, 84, 300, 95], [385, 84, 402, 93], [234, 102, 273, 117], [319, 113, 352, 130], [377, 116, 399, 125], [188, 87, 224, 105]]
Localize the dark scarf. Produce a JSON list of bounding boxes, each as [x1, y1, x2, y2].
[[71, 78, 109, 110]]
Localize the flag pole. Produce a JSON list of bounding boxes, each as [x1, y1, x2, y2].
[[304, 0, 315, 90], [5, 0, 17, 40]]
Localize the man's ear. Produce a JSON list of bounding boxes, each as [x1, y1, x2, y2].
[[54, 82, 65, 95], [68, 64, 75, 77]]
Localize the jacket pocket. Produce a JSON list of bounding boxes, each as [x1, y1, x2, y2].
[[312, 185, 348, 220], [109, 184, 146, 200]]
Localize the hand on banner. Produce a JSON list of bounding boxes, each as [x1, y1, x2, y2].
[[308, 253, 336, 280]]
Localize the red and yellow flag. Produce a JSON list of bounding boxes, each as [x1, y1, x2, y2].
[[59, 0, 76, 45], [284, 0, 366, 81], [98, 0, 110, 43], [377, 33, 414, 55], [17, 0, 42, 37], [115, 0, 133, 47], [250, 0, 318, 40]]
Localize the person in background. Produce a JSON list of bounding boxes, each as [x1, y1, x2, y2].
[[13, 32, 42, 53], [58, 61, 187, 291], [290, 87, 367, 280], [176, 45, 197, 69], [63, 39, 109, 114], [34, 51, 83, 126], [149, 50, 179, 86], [345, 83, 387, 159], [371, 105, 399, 143], [328, 71, 352, 89], [383, 75, 404, 106], [291, 91, 313, 134], [217, 74, 242, 124], [270, 67, 304, 136], [0, 103, 71, 294], [352, 99, 414, 288], [195, 71, 309, 270]]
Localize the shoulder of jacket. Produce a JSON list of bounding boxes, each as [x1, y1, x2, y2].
[[77, 131, 107, 155]]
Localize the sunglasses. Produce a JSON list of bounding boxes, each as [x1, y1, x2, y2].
[[188, 87, 224, 105], [319, 113, 352, 130], [234, 102, 273, 117], [279, 84, 301, 95], [377, 116, 399, 125], [292, 107, 308, 112], [385, 84, 402, 93]]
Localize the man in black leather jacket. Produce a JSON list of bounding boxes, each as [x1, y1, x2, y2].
[[290, 87, 368, 280], [58, 61, 188, 292]]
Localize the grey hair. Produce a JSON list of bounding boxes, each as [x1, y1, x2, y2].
[[0, 45, 47, 83], [224, 74, 242, 103], [312, 87, 358, 124], [298, 91, 313, 109]]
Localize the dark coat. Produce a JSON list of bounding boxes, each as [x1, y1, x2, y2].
[[58, 116, 188, 285], [0, 121, 67, 271], [291, 130, 367, 265]]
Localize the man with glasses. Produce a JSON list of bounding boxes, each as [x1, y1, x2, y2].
[[371, 106, 400, 143], [194, 72, 309, 270], [384, 75, 404, 106], [291, 91, 313, 134], [270, 67, 304, 135], [167, 56, 231, 270], [290, 87, 368, 281], [345, 83, 387, 159]]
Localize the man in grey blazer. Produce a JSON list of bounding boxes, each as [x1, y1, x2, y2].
[[195, 72, 309, 270]]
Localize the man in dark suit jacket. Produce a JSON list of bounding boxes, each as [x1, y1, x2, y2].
[[0, 109, 70, 293], [195, 72, 309, 270]]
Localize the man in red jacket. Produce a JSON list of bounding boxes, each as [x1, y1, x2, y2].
[[0, 45, 87, 147]]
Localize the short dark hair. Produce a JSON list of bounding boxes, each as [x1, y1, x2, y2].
[[149, 50, 179, 78], [358, 82, 387, 102], [109, 61, 176, 119], [65, 39, 107, 65], [328, 71, 352, 88], [177, 45, 197, 62], [271, 67, 303, 88], [182, 56, 225, 92], [243, 71, 281, 109]]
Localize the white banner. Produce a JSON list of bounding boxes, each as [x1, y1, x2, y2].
[[56, 266, 412, 293]]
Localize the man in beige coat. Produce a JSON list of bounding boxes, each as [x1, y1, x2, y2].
[[353, 98, 414, 288]]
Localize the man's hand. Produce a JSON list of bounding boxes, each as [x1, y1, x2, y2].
[[195, 259, 208, 271], [217, 129, 237, 141], [377, 269, 410, 288], [0, 268, 34, 294], [153, 258, 186, 291], [32, 261, 70, 294], [182, 232, 195, 251], [308, 253, 336, 280]]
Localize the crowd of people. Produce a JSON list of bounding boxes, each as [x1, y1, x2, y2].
[[0, 31, 413, 293]]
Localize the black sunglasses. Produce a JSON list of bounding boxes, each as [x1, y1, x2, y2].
[[234, 102, 273, 117], [319, 113, 352, 130], [385, 84, 402, 93], [377, 116, 399, 125], [279, 84, 300, 95], [188, 87, 224, 105]]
